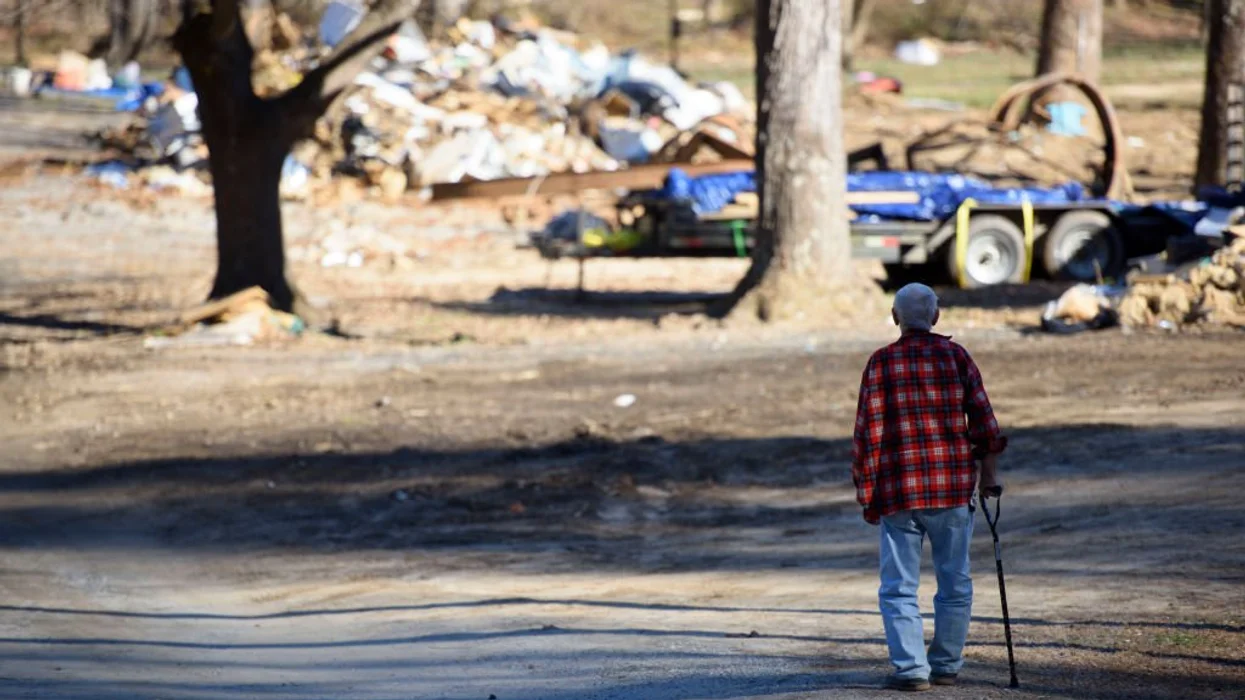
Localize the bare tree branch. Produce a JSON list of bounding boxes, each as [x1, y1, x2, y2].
[[277, 0, 421, 140]]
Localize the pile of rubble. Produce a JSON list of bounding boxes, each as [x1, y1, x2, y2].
[[1118, 236, 1245, 329], [92, 6, 754, 202], [1043, 236, 1245, 333]]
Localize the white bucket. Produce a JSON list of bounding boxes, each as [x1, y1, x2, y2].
[[9, 67, 33, 97]]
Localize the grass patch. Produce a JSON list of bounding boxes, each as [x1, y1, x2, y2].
[[680, 43, 1206, 111], [1152, 631, 1206, 648]]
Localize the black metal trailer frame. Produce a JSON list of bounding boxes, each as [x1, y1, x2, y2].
[[535, 192, 1174, 290]]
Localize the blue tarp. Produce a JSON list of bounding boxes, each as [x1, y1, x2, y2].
[[37, 82, 165, 112], [662, 168, 1091, 221], [662, 169, 755, 215]]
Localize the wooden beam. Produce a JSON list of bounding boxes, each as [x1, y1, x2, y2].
[[430, 160, 756, 201], [699, 190, 922, 221]]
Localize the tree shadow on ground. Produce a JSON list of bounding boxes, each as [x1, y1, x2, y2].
[[1, 424, 1242, 573], [0, 311, 146, 336], [427, 280, 1073, 324], [2, 598, 1241, 635], [2, 425, 1243, 697], [934, 282, 1074, 311], [430, 287, 729, 321], [0, 629, 1237, 700]]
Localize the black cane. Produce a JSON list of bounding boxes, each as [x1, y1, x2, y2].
[[980, 485, 1019, 689]]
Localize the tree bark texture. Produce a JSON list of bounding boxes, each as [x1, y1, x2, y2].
[[844, 0, 875, 71], [1197, 0, 1245, 188], [719, 0, 852, 321], [1036, 0, 1103, 83], [14, 0, 27, 66], [174, 0, 419, 312], [105, 0, 157, 67]]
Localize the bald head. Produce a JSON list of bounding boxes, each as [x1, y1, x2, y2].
[[893, 283, 939, 332]]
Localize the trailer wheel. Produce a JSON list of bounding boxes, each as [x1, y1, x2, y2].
[[946, 214, 1026, 288], [1041, 210, 1125, 282]]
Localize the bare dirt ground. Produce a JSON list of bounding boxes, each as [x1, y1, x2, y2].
[[1, 94, 1243, 698]]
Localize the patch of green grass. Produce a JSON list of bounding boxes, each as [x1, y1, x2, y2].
[[682, 44, 1207, 112], [856, 53, 1033, 109], [1152, 631, 1205, 648]]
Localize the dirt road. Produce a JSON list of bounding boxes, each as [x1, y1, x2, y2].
[[2, 307, 1244, 698], [1, 162, 1244, 699]]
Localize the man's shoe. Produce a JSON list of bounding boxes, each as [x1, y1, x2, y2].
[[885, 676, 932, 692], [930, 673, 958, 686]]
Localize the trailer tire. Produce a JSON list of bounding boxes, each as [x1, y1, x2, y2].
[[946, 214, 1026, 288], [1041, 210, 1125, 282]]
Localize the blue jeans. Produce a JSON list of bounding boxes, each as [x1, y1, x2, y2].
[[878, 506, 974, 680]]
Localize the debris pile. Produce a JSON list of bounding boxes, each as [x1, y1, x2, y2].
[[1041, 236, 1245, 333], [1118, 236, 1245, 329], [90, 9, 754, 202], [144, 286, 305, 349]]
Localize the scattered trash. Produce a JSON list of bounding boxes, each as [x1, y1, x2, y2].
[[613, 394, 637, 408], [7, 67, 33, 98], [376, 396, 392, 408], [320, 0, 365, 47], [145, 91, 203, 161], [115, 61, 142, 90], [280, 156, 312, 201], [53, 51, 92, 91], [85, 161, 133, 189], [1040, 284, 1121, 334], [1047, 102, 1088, 137], [894, 39, 941, 66], [145, 286, 305, 349], [87, 12, 754, 207]]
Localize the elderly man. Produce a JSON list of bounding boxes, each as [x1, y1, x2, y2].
[[852, 283, 1007, 692]]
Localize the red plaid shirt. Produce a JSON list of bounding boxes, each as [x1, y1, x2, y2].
[[852, 332, 1007, 524]]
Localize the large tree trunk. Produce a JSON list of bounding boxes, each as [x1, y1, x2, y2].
[[716, 0, 853, 321], [14, 0, 27, 66], [104, 0, 157, 66], [1036, 0, 1103, 83], [844, 0, 875, 71], [1197, 0, 1245, 189], [841, 0, 853, 71], [175, 4, 297, 311], [205, 115, 294, 310], [175, 0, 419, 313]]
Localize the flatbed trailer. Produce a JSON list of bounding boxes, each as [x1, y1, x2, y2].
[[535, 190, 1174, 288]]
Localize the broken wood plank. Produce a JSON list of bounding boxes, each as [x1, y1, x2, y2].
[[431, 160, 756, 201], [844, 190, 922, 205], [699, 190, 921, 221], [178, 286, 270, 325]]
